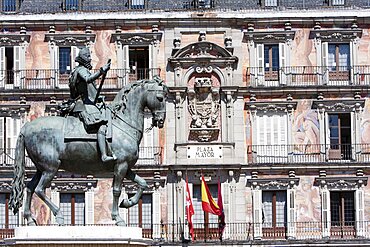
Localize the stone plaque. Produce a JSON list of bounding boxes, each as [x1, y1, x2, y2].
[[187, 145, 223, 159]]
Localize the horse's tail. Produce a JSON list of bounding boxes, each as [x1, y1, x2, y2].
[[9, 132, 26, 215]]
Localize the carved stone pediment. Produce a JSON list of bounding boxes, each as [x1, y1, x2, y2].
[[169, 41, 238, 67], [50, 178, 97, 192], [246, 101, 297, 114], [110, 32, 162, 45], [312, 99, 364, 112], [0, 34, 30, 45], [243, 30, 296, 43], [314, 176, 367, 189], [247, 178, 300, 190], [44, 33, 96, 46], [309, 29, 362, 41]]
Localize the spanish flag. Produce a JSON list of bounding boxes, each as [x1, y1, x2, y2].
[[201, 175, 222, 215]]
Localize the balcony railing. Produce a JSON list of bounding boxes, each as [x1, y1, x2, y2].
[[247, 66, 370, 87], [1, 221, 370, 242], [0, 147, 163, 167], [0, 68, 161, 90], [247, 143, 370, 164]]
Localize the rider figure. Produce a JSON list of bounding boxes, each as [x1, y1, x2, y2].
[[69, 47, 117, 163]]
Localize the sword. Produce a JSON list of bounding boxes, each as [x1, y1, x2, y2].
[[94, 59, 111, 104]]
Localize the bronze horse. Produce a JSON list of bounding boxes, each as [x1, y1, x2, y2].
[[9, 78, 168, 226]]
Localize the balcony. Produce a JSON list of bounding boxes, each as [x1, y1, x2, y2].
[[0, 68, 161, 90], [0, 147, 163, 168], [1, 222, 369, 243], [247, 143, 370, 165], [246, 66, 370, 88]]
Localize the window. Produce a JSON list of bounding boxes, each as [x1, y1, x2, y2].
[[129, 47, 149, 81], [330, 191, 354, 226], [328, 44, 349, 71], [128, 194, 152, 234], [328, 113, 351, 160], [59, 47, 71, 75], [262, 191, 286, 239], [264, 44, 279, 80], [63, 0, 80, 11], [128, 0, 145, 9], [0, 117, 20, 165], [0, 193, 18, 228], [1, 0, 18, 12], [260, 0, 278, 7], [138, 114, 157, 165], [60, 193, 85, 225], [255, 113, 287, 162], [331, 0, 345, 6]]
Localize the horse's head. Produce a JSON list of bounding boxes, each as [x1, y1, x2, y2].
[[145, 77, 168, 128]]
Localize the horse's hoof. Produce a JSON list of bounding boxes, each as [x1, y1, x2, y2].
[[119, 199, 133, 208], [55, 211, 64, 226], [27, 219, 37, 226], [116, 220, 127, 226]]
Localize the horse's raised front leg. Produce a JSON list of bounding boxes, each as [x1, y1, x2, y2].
[[111, 162, 128, 226], [23, 170, 42, 226], [119, 168, 148, 208], [34, 170, 64, 225]]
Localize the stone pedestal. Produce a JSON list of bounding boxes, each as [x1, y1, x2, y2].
[[5, 226, 148, 247]]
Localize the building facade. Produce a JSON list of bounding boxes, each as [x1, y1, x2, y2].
[[0, 0, 369, 245]]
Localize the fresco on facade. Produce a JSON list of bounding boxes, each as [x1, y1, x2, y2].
[[94, 179, 115, 224], [291, 29, 315, 66], [292, 100, 320, 153], [358, 28, 370, 65], [32, 194, 51, 225], [27, 102, 45, 121], [296, 176, 321, 222], [361, 99, 370, 145], [92, 31, 116, 69], [27, 31, 51, 69], [364, 182, 370, 221]]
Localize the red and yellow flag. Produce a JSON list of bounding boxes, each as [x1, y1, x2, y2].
[[201, 175, 222, 216]]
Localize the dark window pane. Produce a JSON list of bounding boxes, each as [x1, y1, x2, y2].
[[2, 0, 17, 12], [59, 47, 71, 74]]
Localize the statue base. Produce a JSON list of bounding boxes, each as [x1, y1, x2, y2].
[[5, 226, 148, 246]]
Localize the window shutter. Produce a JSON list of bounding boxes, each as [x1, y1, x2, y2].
[[322, 42, 329, 85], [0, 118, 3, 164], [12, 46, 21, 88], [252, 189, 262, 239], [84, 190, 94, 224], [287, 189, 296, 239], [279, 43, 287, 85], [140, 115, 154, 164], [351, 112, 357, 159], [116, 43, 124, 87], [51, 45, 60, 88], [152, 190, 161, 238], [355, 189, 365, 237], [123, 45, 129, 84], [6, 117, 20, 149], [50, 190, 60, 224], [0, 47, 5, 88], [256, 43, 265, 85], [221, 182, 230, 238], [321, 189, 330, 238], [71, 46, 79, 70]]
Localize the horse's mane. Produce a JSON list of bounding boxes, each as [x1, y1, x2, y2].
[[111, 77, 168, 113]]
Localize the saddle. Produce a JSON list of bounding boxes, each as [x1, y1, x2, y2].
[[63, 110, 113, 142]]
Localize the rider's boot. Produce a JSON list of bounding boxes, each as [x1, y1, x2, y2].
[[98, 125, 117, 163]]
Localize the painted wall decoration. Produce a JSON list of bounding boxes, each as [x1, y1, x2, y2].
[[292, 100, 320, 152], [94, 179, 115, 224], [296, 176, 321, 222]]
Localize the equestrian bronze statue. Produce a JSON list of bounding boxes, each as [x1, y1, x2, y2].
[[9, 48, 168, 226]]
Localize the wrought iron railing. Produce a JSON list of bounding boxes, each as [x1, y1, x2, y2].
[[0, 68, 161, 90], [0, 147, 163, 167], [246, 66, 370, 87], [247, 143, 370, 164], [1, 221, 369, 242]]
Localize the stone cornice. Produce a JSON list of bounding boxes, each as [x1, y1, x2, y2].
[[243, 30, 296, 43], [309, 28, 362, 41], [247, 178, 300, 190], [245, 101, 297, 114], [314, 176, 367, 189], [44, 33, 96, 46], [312, 99, 365, 112], [0, 104, 30, 116], [0, 34, 30, 45], [110, 32, 162, 45]]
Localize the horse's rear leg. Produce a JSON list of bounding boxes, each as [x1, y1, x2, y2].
[[111, 162, 128, 226], [119, 168, 148, 208], [23, 170, 42, 226], [34, 170, 64, 225]]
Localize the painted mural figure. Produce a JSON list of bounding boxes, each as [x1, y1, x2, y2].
[[67, 47, 116, 163]]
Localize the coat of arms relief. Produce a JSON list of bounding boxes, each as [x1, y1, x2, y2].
[[188, 77, 220, 142]]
